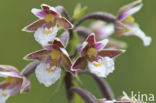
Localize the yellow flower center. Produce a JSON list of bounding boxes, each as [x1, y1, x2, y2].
[[51, 51, 60, 60], [51, 50, 60, 66], [45, 14, 53, 22], [126, 16, 135, 22], [93, 60, 103, 67], [44, 14, 57, 35], [87, 48, 97, 58], [5, 77, 13, 83], [45, 67, 55, 73], [2, 92, 8, 97], [44, 28, 53, 35]]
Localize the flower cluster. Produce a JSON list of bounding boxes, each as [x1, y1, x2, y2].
[[0, 0, 152, 103]]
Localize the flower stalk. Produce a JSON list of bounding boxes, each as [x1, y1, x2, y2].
[[80, 71, 115, 100], [70, 87, 97, 103], [64, 72, 74, 102], [74, 12, 116, 29]]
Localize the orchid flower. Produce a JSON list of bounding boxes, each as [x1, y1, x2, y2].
[[72, 33, 125, 78], [23, 4, 73, 46], [24, 38, 72, 87], [90, 21, 114, 41], [0, 65, 30, 103], [90, 21, 127, 49], [115, 0, 152, 46]]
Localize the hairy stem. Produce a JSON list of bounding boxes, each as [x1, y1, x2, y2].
[[70, 87, 97, 103], [80, 71, 115, 100], [68, 30, 74, 40], [74, 26, 91, 38], [74, 12, 116, 29], [64, 72, 74, 102]]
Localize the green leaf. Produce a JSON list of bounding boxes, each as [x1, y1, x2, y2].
[[73, 3, 88, 20]]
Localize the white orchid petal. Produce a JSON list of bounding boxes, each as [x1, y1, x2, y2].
[[0, 89, 10, 103], [90, 21, 114, 41], [31, 8, 45, 19], [31, 8, 41, 15], [34, 26, 58, 46], [127, 4, 143, 16], [117, 21, 152, 46], [133, 27, 152, 46], [35, 63, 61, 87], [120, 4, 143, 21], [0, 71, 21, 78], [49, 7, 57, 12], [88, 57, 115, 78], [126, 26, 152, 46], [96, 24, 114, 40], [101, 24, 114, 37], [95, 39, 109, 51]]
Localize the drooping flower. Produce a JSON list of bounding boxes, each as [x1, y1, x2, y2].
[[90, 21, 114, 41], [115, 0, 152, 46], [24, 38, 72, 87], [0, 65, 30, 103], [72, 33, 125, 78], [90, 21, 127, 49], [23, 4, 73, 46]]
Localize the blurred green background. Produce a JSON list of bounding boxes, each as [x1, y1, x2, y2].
[[0, 0, 155, 103]]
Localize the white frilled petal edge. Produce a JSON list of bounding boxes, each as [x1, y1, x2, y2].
[[35, 63, 61, 87], [131, 27, 152, 46], [88, 57, 115, 78], [34, 26, 58, 46], [123, 25, 152, 46]]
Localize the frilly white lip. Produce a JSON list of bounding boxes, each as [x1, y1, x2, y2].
[[124, 26, 152, 46], [131, 27, 152, 46], [88, 57, 115, 78], [34, 26, 58, 46], [35, 63, 61, 87]]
